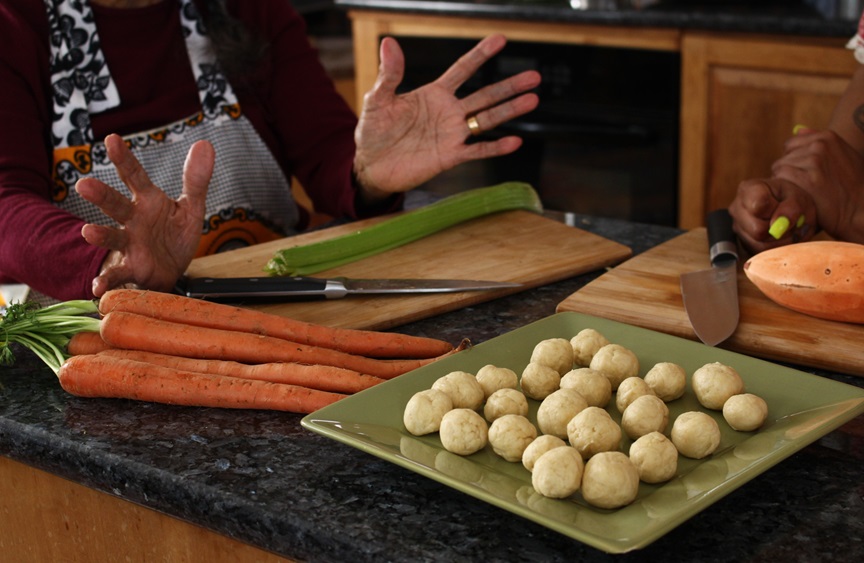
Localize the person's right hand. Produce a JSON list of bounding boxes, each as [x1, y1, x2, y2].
[[728, 176, 818, 254], [75, 134, 214, 297]]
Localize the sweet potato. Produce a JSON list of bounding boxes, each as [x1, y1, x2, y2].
[[743, 241, 864, 323]]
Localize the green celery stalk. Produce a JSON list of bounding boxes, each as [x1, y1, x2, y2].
[[266, 182, 543, 276]]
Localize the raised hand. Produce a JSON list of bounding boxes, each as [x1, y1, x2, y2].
[[76, 134, 214, 297], [353, 34, 541, 200]]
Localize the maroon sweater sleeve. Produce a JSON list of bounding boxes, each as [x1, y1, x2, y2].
[[0, 0, 390, 300], [0, 1, 109, 300]]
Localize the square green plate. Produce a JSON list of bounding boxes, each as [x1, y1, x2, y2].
[[301, 313, 864, 554]]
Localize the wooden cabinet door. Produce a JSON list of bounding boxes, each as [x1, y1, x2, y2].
[[679, 33, 857, 228]]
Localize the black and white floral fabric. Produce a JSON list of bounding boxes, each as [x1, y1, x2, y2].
[[44, 0, 238, 148]]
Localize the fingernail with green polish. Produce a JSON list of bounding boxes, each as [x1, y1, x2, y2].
[[769, 216, 790, 239], [792, 124, 809, 135], [796, 214, 806, 228]]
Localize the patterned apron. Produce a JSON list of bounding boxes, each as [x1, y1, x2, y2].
[[44, 0, 299, 258]]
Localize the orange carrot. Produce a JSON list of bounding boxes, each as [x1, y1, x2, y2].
[[99, 311, 462, 379], [58, 354, 345, 413], [67, 331, 114, 356], [98, 288, 453, 358], [98, 348, 385, 394]]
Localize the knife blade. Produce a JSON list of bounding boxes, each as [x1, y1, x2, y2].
[[180, 276, 523, 301], [680, 209, 740, 346]]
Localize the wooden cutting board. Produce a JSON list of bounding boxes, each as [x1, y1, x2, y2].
[[557, 228, 864, 376], [186, 210, 632, 331]]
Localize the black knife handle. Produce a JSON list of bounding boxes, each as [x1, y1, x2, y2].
[[706, 209, 738, 265], [182, 277, 328, 302]]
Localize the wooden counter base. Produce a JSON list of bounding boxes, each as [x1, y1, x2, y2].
[[0, 456, 291, 562]]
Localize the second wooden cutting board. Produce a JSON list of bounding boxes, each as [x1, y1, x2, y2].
[[186, 210, 632, 331], [557, 228, 864, 377]]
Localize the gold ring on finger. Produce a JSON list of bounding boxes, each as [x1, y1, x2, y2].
[[466, 115, 481, 136]]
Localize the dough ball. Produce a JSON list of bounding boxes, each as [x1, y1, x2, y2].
[[522, 435, 568, 472], [439, 408, 488, 456], [615, 376, 655, 413], [530, 338, 575, 375], [581, 451, 640, 509], [589, 344, 639, 391], [723, 393, 769, 431], [629, 431, 678, 483], [488, 414, 538, 462], [432, 371, 484, 410], [537, 388, 589, 439], [691, 362, 745, 410], [559, 368, 612, 408], [475, 364, 519, 399], [671, 411, 721, 459], [566, 406, 622, 459], [570, 328, 610, 367], [403, 389, 453, 436], [531, 446, 584, 499], [483, 388, 529, 423], [621, 394, 669, 440], [644, 362, 687, 402], [520, 362, 561, 401]]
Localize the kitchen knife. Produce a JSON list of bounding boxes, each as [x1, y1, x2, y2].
[[680, 209, 740, 346], [180, 276, 523, 301]]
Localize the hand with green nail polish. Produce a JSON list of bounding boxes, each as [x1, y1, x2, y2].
[[729, 177, 817, 253], [772, 128, 864, 246], [731, 62, 864, 252]]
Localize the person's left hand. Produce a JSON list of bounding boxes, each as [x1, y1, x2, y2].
[[771, 128, 864, 243], [76, 134, 214, 297], [353, 34, 541, 201]]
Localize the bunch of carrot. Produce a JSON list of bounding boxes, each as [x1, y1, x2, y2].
[[46, 289, 466, 414]]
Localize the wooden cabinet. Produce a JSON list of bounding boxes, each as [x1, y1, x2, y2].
[[345, 10, 858, 228], [679, 32, 857, 228]]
